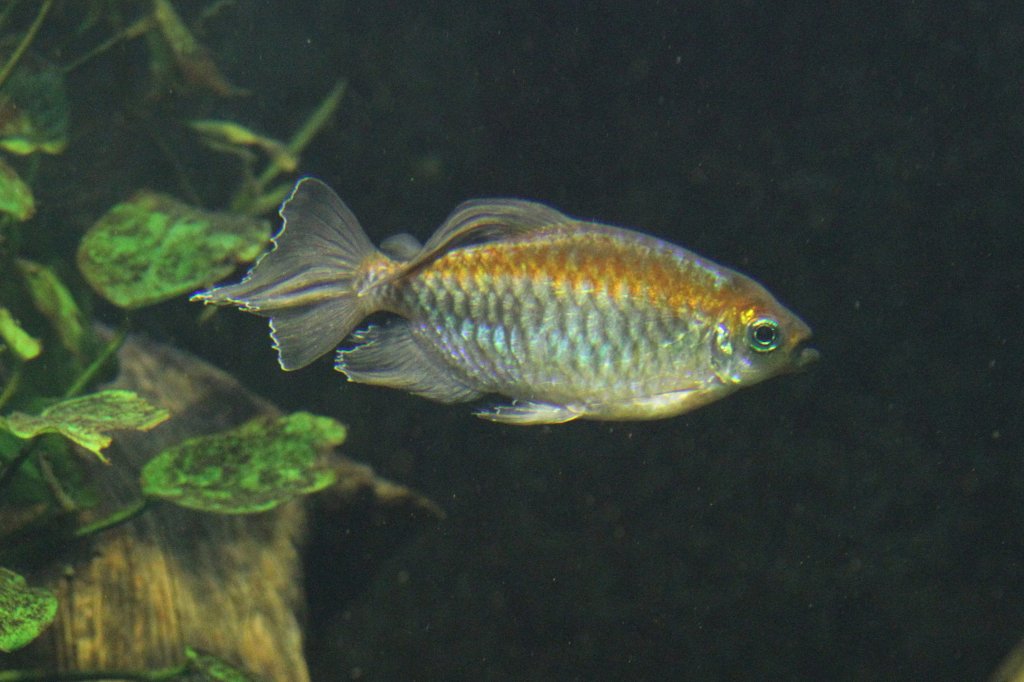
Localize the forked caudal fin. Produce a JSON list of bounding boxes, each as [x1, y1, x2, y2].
[[192, 177, 380, 370]]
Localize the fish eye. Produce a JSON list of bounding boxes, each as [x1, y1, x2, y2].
[[747, 317, 781, 353]]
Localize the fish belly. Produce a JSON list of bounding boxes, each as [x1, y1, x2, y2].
[[397, 244, 711, 410]]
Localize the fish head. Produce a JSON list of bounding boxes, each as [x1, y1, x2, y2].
[[710, 275, 818, 389]]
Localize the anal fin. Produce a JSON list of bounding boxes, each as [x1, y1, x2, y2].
[[336, 322, 481, 404]]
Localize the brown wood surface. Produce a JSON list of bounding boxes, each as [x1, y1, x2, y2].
[[14, 333, 311, 679], [2, 332, 442, 679]]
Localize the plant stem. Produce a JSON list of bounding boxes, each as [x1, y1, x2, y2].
[[0, 323, 130, 508], [63, 320, 129, 400], [62, 15, 156, 74], [234, 79, 347, 213], [0, 0, 53, 90], [36, 447, 76, 511], [73, 497, 152, 539], [0, 498, 153, 567], [285, 79, 348, 158], [0, 360, 22, 412], [0, 439, 34, 498]]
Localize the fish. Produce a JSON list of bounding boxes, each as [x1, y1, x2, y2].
[[193, 178, 817, 424]]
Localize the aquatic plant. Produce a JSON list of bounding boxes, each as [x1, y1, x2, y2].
[[0, 2, 353, 678]]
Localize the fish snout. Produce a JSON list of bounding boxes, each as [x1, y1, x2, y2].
[[792, 343, 819, 371]]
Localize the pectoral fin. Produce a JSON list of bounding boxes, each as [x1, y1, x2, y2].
[[475, 401, 582, 425], [585, 386, 720, 420]]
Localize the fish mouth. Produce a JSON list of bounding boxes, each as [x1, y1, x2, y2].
[[792, 343, 820, 370]]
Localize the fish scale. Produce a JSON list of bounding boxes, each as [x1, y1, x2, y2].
[[393, 234, 713, 404], [195, 178, 817, 424]]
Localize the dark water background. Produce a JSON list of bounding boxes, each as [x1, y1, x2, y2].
[[23, 1, 1024, 679]]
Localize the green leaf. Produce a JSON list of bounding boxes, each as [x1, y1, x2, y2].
[[141, 412, 344, 514], [0, 567, 57, 653], [0, 432, 97, 509], [0, 390, 170, 463], [0, 54, 69, 156], [76, 191, 270, 309], [0, 306, 41, 361], [190, 119, 297, 171], [0, 156, 35, 221], [15, 259, 90, 362], [152, 0, 250, 97], [183, 646, 263, 681]]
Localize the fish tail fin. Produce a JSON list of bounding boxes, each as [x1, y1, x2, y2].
[[193, 177, 385, 370]]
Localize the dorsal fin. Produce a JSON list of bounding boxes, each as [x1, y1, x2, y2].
[[379, 232, 422, 261], [405, 198, 572, 270]]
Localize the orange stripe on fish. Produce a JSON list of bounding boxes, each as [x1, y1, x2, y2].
[[194, 178, 817, 424]]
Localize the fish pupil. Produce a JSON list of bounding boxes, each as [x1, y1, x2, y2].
[[748, 318, 780, 352]]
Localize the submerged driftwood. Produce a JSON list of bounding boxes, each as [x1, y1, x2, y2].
[[3, 332, 441, 679]]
